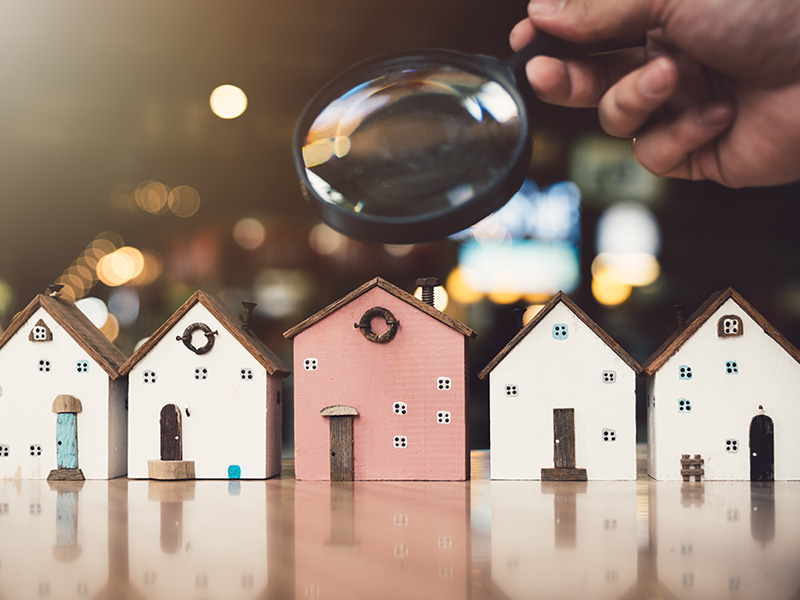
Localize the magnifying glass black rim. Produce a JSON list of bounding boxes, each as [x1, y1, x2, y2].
[[293, 48, 532, 245]]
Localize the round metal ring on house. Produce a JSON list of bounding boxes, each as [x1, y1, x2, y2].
[[176, 322, 218, 354], [356, 307, 398, 343]]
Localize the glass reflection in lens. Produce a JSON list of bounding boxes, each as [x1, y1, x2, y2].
[[302, 66, 522, 219]]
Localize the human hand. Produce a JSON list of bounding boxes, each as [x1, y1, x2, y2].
[[512, 0, 800, 187]]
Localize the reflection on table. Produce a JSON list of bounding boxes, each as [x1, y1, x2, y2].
[[0, 452, 798, 600]]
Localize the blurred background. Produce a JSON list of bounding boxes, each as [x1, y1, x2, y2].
[[1, 0, 799, 451]]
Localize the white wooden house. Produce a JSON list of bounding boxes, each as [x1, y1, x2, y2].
[[643, 287, 800, 481], [121, 291, 289, 480], [0, 291, 128, 480], [479, 292, 639, 480]]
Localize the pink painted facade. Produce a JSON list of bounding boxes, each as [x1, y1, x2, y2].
[[286, 279, 474, 481]]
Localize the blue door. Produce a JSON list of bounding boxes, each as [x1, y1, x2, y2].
[[56, 413, 78, 469]]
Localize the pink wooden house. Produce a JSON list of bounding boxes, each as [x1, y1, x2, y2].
[[284, 277, 476, 481]]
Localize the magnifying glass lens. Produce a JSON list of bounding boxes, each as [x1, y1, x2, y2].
[[297, 58, 527, 241]]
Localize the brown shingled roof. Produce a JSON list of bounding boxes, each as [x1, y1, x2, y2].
[[120, 290, 290, 377], [0, 294, 128, 379], [283, 277, 476, 340], [641, 286, 800, 376], [478, 291, 640, 379]]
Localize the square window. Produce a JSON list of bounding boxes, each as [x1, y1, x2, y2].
[[602, 370, 616, 384], [29, 444, 42, 457], [504, 384, 519, 397], [194, 367, 208, 380], [678, 365, 693, 380], [393, 435, 407, 448], [725, 361, 739, 374], [76, 360, 89, 373], [439, 565, 454, 579], [552, 324, 569, 339], [240, 368, 253, 380], [438, 536, 453, 550], [602, 429, 616, 442], [304, 358, 318, 371], [718, 315, 743, 337], [29, 320, 52, 342], [38, 359, 51, 373], [394, 544, 409, 558], [393, 402, 407, 415], [678, 398, 692, 412], [393, 514, 408, 526], [725, 439, 739, 453], [143, 370, 157, 384], [437, 377, 451, 391], [437, 411, 451, 424], [0, 444, 8, 457]]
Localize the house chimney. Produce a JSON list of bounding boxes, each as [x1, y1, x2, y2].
[[48, 284, 64, 297], [673, 304, 686, 332], [241, 302, 257, 332], [415, 277, 440, 307]]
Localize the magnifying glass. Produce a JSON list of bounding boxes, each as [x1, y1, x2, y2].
[[293, 34, 622, 245]]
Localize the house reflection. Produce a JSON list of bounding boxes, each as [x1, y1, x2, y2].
[[294, 480, 470, 600]]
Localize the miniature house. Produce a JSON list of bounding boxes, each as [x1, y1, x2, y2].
[[0, 291, 128, 480], [284, 277, 476, 481], [643, 287, 800, 481], [478, 292, 639, 481], [121, 291, 289, 480]]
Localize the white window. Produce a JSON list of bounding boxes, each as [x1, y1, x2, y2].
[[38, 359, 51, 373], [304, 358, 318, 371], [437, 411, 451, 424], [678, 398, 692, 412], [240, 368, 253, 380], [29, 320, 52, 342], [437, 377, 451, 391], [718, 315, 743, 337], [504, 384, 519, 397], [0, 444, 8, 457], [393, 435, 407, 448], [726, 439, 739, 453], [392, 402, 407, 415], [602, 429, 616, 442], [194, 367, 208, 380], [602, 370, 616, 384], [439, 565, 454, 579], [29, 445, 42, 457], [393, 514, 408, 526], [438, 536, 452, 550], [394, 544, 409, 557], [143, 370, 157, 384]]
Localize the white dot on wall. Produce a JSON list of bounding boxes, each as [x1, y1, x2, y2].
[[209, 84, 248, 119]]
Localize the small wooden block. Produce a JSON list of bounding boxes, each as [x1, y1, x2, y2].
[[148, 460, 196, 480], [47, 468, 85, 482], [541, 468, 588, 482]]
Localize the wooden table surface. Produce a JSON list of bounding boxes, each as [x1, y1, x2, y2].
[[1, 450, 799, 600]]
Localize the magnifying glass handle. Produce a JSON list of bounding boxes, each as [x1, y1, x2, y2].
[[505, 32, 645, 74]]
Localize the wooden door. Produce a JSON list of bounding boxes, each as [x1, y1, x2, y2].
[[750, 414, 774, 481], [329, 416, 355, 481], [56, 413, 78, 470], [553, 408, 577, 469], [160, 404, 183, 461]]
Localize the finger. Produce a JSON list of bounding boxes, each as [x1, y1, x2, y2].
[[510, 18, 535, 52], [526, 48, 646, 108], [527, 0, 661, 43], [632, 102, 736, 181], [597, 56, 678, 138]]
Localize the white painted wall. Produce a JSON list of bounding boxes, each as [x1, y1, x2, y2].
[[0, 308, 119, 479], [648, 298, 800, 480], [489, 302, 637, 480], [128, 304, 279, 479]]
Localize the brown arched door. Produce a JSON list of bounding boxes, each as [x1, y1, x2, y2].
[[160, 404, 183, 461]]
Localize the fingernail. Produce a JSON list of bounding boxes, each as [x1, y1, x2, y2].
[[529, 0, 565, 16], [637, 58, 673, 98], [700, 103, 734, 127]]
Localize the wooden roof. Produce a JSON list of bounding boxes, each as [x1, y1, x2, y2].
[[0, 293, 128, 379], [477, 291, 640, 379], [641, 286, 800, 375], [283, 277, 476, 340], [119, 290, 290, 377]]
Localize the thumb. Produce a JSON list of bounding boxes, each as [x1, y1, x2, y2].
[[527, 0, 662, 43]]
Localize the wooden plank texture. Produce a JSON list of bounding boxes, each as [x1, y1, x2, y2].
[[329, 416, 355, 482], [553, 408, 576, 469], [160, 404, 182, 461]]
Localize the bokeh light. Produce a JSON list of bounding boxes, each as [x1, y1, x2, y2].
[[96, 246, 145, 287], [308, 223, 344, 256], [100, 313, 120, 342], [522, 304, 545, 325], [108, 287, 140, 327], [129, 250, 163, 286], [233, 218, 266, 250], [592, 253, 661, 287], [75, 297, 109, 328], [446, 267, 483, 304], [168, 185, 201, 218], [209, 84, 248, 119], [596, 202, 660, 255], [135, 180, 170, 215]]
